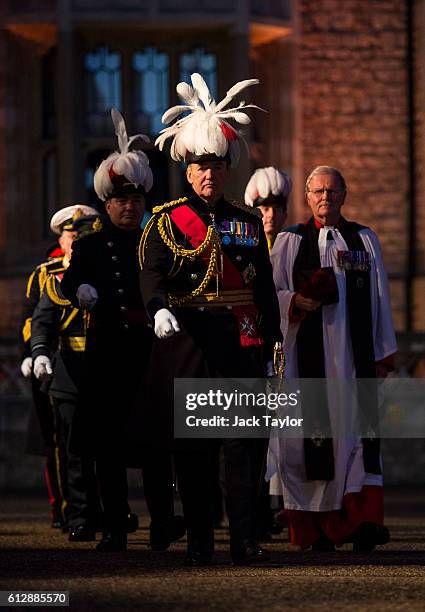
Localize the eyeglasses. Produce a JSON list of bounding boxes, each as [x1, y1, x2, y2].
[[308, 188, 345, 199]]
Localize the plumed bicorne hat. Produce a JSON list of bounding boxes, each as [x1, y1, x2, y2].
[[155, 73, 262, 167], [94, 108, 153, 202], [244, 166, 292, 208], [50, 204, 99, 235]]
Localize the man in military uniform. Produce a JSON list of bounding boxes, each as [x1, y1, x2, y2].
[[61, 109, 183, 552], [140, 74, 282, 565], [244, 166, 292, 251], [31, 207, 103, 542], [20, 205, 96, 528]]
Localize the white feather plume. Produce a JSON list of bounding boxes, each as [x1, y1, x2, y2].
[[155, 73, 263, 167], [244, 167, 292, 206], [94, 109, 153, 201]]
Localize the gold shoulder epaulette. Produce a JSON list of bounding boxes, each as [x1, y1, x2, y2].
[[152, 197, 188, 214], [229, 199, 262, 218], [45, 274, 71, 306], [36, 256, 63, 271], [25, 270, 36, 299]]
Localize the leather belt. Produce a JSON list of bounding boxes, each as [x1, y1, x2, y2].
[[59, 336, 86, 352], [171, 289, 255, 308]]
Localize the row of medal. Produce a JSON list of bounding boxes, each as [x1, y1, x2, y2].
[[217, 219, 259, 247], [337, 249, 371, 271]]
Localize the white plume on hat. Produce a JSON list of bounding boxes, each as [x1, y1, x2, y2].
[[94, 108, 153, 201], [50, 205, 98, 235], [155, 73, 262, 167], [244, 167, 293, 206]]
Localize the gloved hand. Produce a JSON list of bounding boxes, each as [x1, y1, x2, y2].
[[76, 283, 98, 310], [20, 357, 33, 378], [154, 308, 181, 339], [33, 355, 53, 381]]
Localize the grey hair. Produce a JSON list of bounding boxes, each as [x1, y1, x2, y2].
[[305, 166, 347, 192]]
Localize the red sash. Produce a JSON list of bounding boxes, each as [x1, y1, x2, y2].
[[169, 205, 263, 347]]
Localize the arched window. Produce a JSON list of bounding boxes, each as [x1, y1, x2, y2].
[[84, 46, 122, 135], [179, 47, 217, 99], [132, 47, 169, 136]]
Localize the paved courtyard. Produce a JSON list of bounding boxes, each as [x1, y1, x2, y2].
[[0, 487, 424, 611]]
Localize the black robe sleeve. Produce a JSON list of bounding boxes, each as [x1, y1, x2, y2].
[[61, 237, 94, 308], [252, 225, 283, 346], [31, 290, 61, 360], [19, 268, 42, 359], [139, 221, 175, 321]]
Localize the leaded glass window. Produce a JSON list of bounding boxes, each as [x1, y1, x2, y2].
[[132, 47, 169, 135], [179, 48, 217, 100], [84, 46, 122, 135]]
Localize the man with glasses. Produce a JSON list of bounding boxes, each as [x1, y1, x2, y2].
[[267, 165, 397, 552]]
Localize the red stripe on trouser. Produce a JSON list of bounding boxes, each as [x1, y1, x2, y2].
[[285, 485, 384, 548]]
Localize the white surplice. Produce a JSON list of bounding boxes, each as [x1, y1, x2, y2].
[[267, 225, 397, 511]]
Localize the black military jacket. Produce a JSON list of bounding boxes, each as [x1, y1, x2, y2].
[[20, 257, 65, 359], [61, 220, 146, 334], [31, 272, 85, 399], [140, 192, 282, 346]]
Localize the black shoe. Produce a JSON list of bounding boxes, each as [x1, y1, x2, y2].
[[184, 551, 213, 566], [150, 516, 186, 551], [312, 536, 335, 551], [68, 524, 96, 542], [96, 532, 127, 552], [51, 518, 65, 529], [352, 522, 390, 552], [232, 540, 271, 566], [126, 513, 139, 533]]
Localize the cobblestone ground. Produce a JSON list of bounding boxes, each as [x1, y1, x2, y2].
[[0, 488, 424, 611]]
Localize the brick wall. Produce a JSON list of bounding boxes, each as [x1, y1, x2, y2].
[[297, 0, 409, 330]]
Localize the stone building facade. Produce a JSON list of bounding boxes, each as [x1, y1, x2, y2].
[[0, 0, 424, 487]]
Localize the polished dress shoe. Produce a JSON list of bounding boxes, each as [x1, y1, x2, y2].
[[184, 551, 213, 567], [232, 540, 271, 566], [352, 522, 390, 552], [150, 516, 186, 551], [68, 524, 96, 542], [96, 532, 127, 552], [51, 517, 65, 529], [126, 513, 139, 533]]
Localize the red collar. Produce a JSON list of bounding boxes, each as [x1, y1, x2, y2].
[[313, 218, 342, 230]]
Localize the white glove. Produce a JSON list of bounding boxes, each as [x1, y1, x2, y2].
[[154, 308, 181, 339], [76, 283, 98, 310], [20, 357, 33, 378], [33, 355, 53, 381]]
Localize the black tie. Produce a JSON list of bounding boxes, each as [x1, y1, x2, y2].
[[327, 230, 334, 241]]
